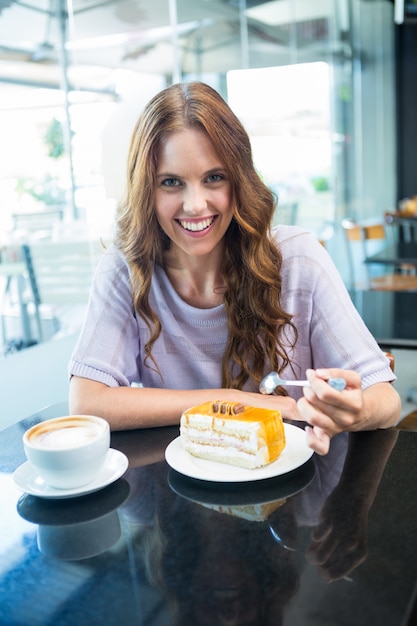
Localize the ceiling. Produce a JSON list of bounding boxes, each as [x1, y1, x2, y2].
[[0, 0, 337, 101]]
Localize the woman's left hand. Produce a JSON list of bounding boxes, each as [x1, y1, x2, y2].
[[295, 368, 364, 455]]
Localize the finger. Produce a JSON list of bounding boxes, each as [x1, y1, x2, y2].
[[306, 537, 339, 566], [298, 389, 361, 433], [305, 425, 331, 455], [306, 369, 362, 408], [297, 397, 342, 438], [302, 387, 351, 425], [304, 375, 352, 411], [308, 368, 361, 389], [318, 547, 367, 582], [311, 521, 333, 542]]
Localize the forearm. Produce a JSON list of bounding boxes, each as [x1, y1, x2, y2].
[[360, 382, 401, 431], [69, 376, 299, 430], [70, 377, 232, 429]]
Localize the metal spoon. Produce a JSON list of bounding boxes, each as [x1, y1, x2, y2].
[[260, 371, 346, 395], [268, 525, 296, 551]]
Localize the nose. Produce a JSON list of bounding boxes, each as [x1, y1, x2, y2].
[[183, 184, 208, 214]]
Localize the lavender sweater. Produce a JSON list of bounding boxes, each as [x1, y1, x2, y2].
[[68, 226, 394, 397]]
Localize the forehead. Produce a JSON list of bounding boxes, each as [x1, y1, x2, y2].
[[156, 129, 222, 170]]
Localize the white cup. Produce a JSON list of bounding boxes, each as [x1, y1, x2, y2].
[[23, 415, 110, 489]]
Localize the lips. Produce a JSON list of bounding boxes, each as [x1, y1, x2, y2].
[[177, 216, 215, 232]]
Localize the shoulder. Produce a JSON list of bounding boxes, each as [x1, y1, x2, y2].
[[95, 244, 130, 279], [97, 243, 128, 269], [271, 224, 319, 247], [271, 225, 327, 263], [271, 224, 344, 293], [89, 244, 133, 300]]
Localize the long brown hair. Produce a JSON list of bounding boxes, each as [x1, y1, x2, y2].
[[116, 81, 297, 388]]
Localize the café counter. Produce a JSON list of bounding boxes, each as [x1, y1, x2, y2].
[[1, 403, 417, 626]]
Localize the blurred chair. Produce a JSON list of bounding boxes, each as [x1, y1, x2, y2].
[[394, 408, 417, 431], [341, 219, 417, 291], [0, 258, 35, 354], [384, 351, 395, 372], [21, 239, 104, 342], [12, 208, 63, 240]]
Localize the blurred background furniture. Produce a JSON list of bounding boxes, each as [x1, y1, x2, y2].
[[21, 238, 104, 343], [382, 351, 417, 428], [350, 289, 417, 350], [384, 210, 417, 243], [0, 257, 34, 354], [341, 219, 417, 291], [11, 208, 64, 241], [350, 287, 417, 424]]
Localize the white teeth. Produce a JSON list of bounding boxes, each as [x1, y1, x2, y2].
[[179, 217, 214, 232]]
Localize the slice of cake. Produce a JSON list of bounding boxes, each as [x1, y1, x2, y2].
[[199, 499, 286, 521], [180, 401, 285, 469]]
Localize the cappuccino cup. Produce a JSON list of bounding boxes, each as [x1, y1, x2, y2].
[[23, 415, 110, 489]]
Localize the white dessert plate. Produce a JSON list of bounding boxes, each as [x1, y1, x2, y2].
[[12, 448, 129, 499], [165, 423, 313, 483]]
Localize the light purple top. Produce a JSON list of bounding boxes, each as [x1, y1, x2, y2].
[[68, 226, 395, 397]]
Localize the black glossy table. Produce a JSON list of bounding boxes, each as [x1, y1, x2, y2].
[[1, 403, 417, 626]]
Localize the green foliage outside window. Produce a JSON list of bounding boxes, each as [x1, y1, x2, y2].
[[44, 118, 65, 159], [15, 117, 67, 206], [311, 176, 330, 192]]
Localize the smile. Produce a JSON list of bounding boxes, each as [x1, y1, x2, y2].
[[177, 217, 215, 232]]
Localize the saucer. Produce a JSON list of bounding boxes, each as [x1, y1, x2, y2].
[[12, 449, 129, 499]]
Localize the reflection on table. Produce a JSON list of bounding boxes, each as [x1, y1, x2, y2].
[[0, 404, 417, 625]]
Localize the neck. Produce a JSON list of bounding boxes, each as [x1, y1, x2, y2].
[[163, 252, 226, 309]]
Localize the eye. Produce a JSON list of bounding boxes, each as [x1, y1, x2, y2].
[[206, 173, 225, 183], [161, 177, 181, 187]]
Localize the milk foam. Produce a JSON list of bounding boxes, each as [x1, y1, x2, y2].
[[34, 423, 101, 449]]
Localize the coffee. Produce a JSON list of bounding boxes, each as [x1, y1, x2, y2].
[[28, 418, 104, 450], [23, 415, 110, 490]]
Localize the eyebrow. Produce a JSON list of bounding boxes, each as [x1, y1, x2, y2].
[[156, 172, 178, 179], [156, 167, 227, 179]]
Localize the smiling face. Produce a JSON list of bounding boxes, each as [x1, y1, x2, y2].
[[155, 128, 234, 265]]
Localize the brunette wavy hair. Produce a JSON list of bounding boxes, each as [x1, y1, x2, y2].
[[116, 81, 297, 389]]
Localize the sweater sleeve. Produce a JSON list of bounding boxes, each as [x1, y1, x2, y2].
[[68, 246, 141, 387], [275, 226, 395, 392]]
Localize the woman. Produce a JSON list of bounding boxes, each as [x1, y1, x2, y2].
[[69, 81, 400, 454]]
